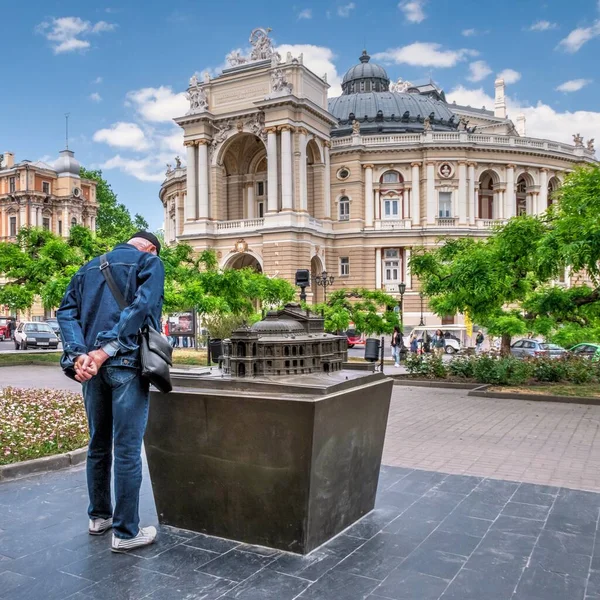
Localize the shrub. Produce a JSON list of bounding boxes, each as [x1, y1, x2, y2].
[[494, 356, 532, 385], [448, 356, 476, 379], [472, 354, 501, 384], [404, 353, 447, 378], [563, 356, 594, 384], [531, 357, 568, 383]]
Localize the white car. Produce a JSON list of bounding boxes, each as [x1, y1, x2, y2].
[[14, 322, 60, 350]]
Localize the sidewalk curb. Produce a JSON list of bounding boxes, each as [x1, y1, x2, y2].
[[0, 446, 87, 482], [468, 389, 600, 405], [389, 377, 483, 390]]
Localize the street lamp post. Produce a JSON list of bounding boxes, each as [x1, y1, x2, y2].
[[313, 271, 335, 303], [419, 291, 425, 326], [398, 282, 407, 360]]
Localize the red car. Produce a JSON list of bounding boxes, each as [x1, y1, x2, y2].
[[0, 317, 11, 341], [345, 330, 366, 348]]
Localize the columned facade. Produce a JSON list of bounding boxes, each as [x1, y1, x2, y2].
[[159, 28, 597, 325]]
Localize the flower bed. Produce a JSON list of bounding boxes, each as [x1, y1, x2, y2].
[[0, 387, 88, 465], [404, 353, 599, 386]]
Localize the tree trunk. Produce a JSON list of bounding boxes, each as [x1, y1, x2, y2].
[[501, 333, 512, 356]]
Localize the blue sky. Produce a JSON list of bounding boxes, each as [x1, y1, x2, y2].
[[2, 0, 599, 230]]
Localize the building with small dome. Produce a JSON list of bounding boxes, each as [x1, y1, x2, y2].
[[222, 303, 347, 378], [0, 148, 98, 240], [160, 28, 597, 327]]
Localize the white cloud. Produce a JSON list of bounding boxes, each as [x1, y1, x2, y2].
[[467, 60, 492, 82], [497, 68, 521, 84], [125, 87, 188, 123], [462, 28, 476, 36], [35, 16, 116, 54], [93, 122, 149, 151], [160, 130, 185, 153], [277, 44, 343, 96], [89, 92, 102, 102], [298, 8, 312, 19], [447, 85, 600, 151], [558, 20, 600, 53], [529, 20, 557, 31], [101, 155, 169, 183], [92, 76, 103, 84], [556, 78, 592, 92], [399, 0, 426, 23], [337, 3, 355, 17], [373, 43, 477, 68]]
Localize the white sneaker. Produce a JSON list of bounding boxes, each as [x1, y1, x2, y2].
[[111, 526, 157, 553], [88, 517, 113, 536]]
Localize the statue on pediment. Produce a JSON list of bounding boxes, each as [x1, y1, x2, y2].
[[573, 133, 584, 147], [587, 138, 595, 151], [186, 80, 208, 115]]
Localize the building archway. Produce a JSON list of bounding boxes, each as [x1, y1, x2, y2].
[[478, 170, 500, 219], [217, 132, 267, 222], [306, 139, 323, 218], [224, 251, 263, 273], [516, 173, 534, 216], [547, 176, 560, 207]]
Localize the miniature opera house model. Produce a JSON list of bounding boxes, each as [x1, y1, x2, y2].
[[222, 303, 347, 377]]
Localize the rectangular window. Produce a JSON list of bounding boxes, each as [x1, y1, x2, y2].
[[340, 257, 349, 276], [58, 220, 62, 235], [339, 198, 350, 221], [383, 249, 401, 283], [42, 181, 50, 194], [9, 216, 16, 237], [43, 218, 50, 231], [256, 181, 265, 197], [258, 202, 264, 218], [383, 199, 399, 218], [438, 192, 452, 218], [9, 177, 15, 193]]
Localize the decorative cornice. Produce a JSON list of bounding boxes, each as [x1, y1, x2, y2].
[[506, 163, 517, 169], [362, 164, 375, 170], [278, 125, 292, 132], [183, 140, 197, 147], [540, 167, 549, 172], [296, 127, 308, 136], [197, 139, 211, 146], [410, 162, 422, 168], [264, 126, 277, 135]]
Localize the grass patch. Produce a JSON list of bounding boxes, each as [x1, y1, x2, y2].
[[489, 384, 600, 398], [0, 352, 61, 367], [172, 348, 208, 366], [0, 387, 88, 465]]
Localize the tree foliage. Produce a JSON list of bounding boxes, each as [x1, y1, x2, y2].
[[312, 288, 399, 335], [410, 165, 600, 353], [80, 167, 148, 242]]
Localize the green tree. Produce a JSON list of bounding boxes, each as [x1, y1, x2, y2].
[[410, 165, 600, 353], [80, 167, 148, 242], [312, 288, 399, 335]]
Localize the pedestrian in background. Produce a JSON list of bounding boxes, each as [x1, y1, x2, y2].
[[409, 332, 418, 353], [475, 330, 485, 353], [432, 329, 445, 357], [391, 325, 401, 367]]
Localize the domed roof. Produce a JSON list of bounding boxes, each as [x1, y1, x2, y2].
[[328, 91, 459, 137], [54, 149, 80, 178], [250, 319, 305, 335], [341, 50, 390, 93]]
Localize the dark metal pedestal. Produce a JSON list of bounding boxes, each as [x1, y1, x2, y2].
[[144, 370, 393, 554]]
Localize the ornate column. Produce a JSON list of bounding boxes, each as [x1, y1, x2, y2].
[[197, 140, 210, 219], [323, 141, 331, 219], [374, 189, 381, 220], [247, 183, 255, 219], [505, 164, 515, 218], [405, 248, 412, 288], [363, 164, 374, 227], [411, 162, 421, 226], [375, 248, 382, 290], [458, 161, 467, 224], [426, 162, 436, 224], [468, 162, 476, 225], [403, 189, 410, 220], [29, 203, 36, 227], [185, 142, 197, 221], [19, 203, 27, 230], [298, 128, 308, 211], [174, 195, 180, 237], [280, 126, 293, 211], [64, 206, 70, 236], [539, 168, 548, 214], [266, 127, 279, 213]]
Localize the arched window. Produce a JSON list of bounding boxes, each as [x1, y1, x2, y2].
[[339, 196, 350, 221], [381, 171, 401, 184], [71, 217, 77, 226]]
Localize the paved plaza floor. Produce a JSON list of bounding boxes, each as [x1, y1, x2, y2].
[[1, 366, 600, 598]]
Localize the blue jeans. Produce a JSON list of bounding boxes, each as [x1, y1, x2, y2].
[[391, 345, 401, 364], [82, 366, 149, 539]]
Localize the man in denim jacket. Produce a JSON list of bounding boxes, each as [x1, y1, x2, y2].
[[57, 232, 164, 553]]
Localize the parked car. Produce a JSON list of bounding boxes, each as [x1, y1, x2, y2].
[[345, 329, 366, 348], [14, 321, 60, 350], [569, 343, 600, 361], [408, 326, 463, 354], [510, 339, 566, 359], [0, 316, 13, 341], [44, 317, 61, 340]]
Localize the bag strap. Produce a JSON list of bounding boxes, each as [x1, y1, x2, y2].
[[99, 254, 128, 311]]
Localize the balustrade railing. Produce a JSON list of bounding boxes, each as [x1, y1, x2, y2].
[[435, 218, 457, 227], [216, 218, 264, 231]]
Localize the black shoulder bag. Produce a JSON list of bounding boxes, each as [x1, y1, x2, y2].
[[100, 255, 173, 393]]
